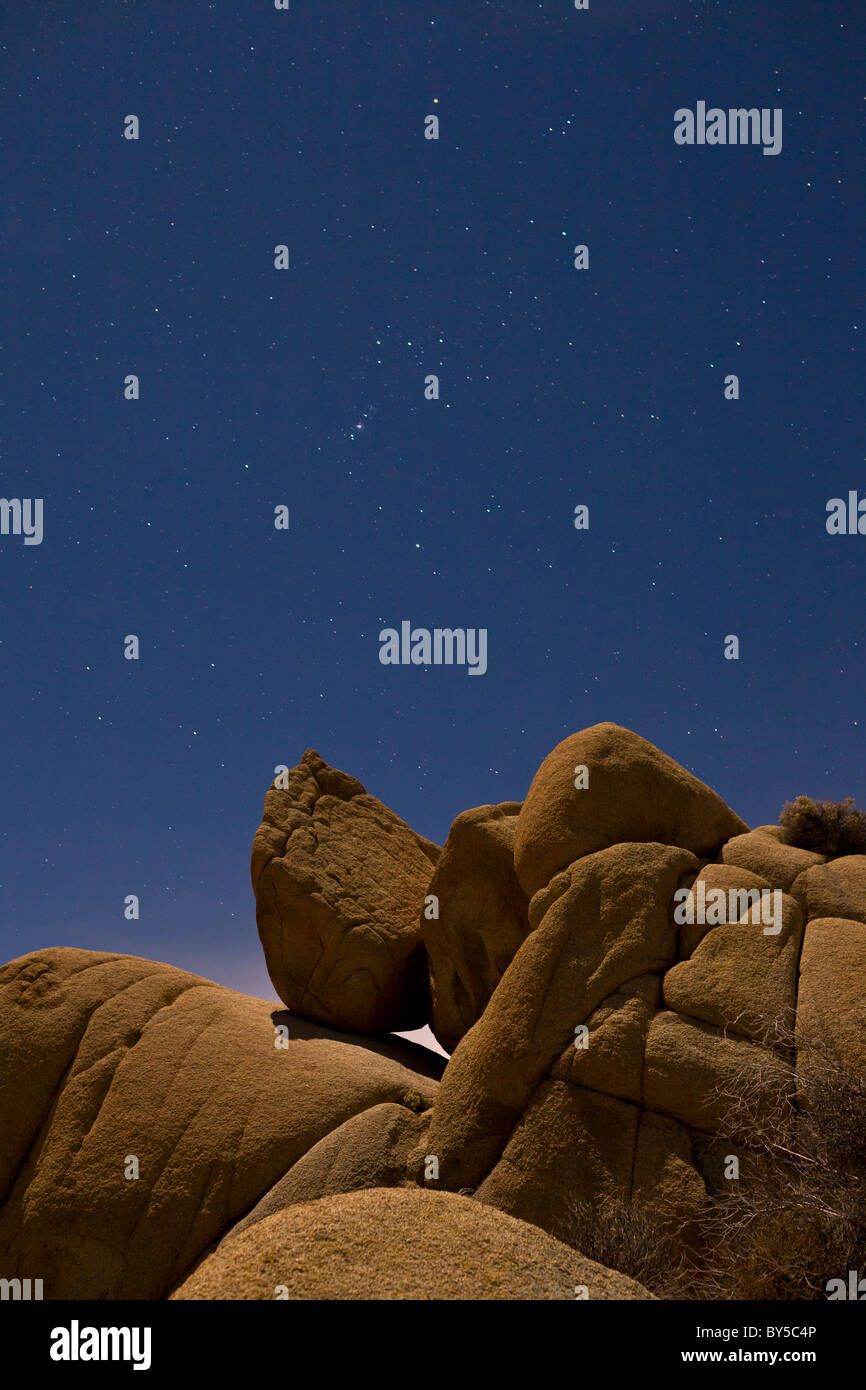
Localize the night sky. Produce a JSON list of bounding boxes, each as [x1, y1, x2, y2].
[[3, 1, 863, 1012]]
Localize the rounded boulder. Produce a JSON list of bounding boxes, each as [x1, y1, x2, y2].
[[514, 723, 747, 898]]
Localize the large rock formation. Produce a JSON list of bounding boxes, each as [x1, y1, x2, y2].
[[251, 750, 440, 1035], [420, 841, 714, 1238], [4, 724, 864, 1300], [513, 722, 747, 898], [171, 1187, 654, 1300], [412, 730, 863, 1245], [423, 842, 697, 1198], [0, 948, 441, 1299], [421, 801, 530, 1053]]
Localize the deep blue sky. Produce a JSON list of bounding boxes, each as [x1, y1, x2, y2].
[[2, 0, 864, 1001]]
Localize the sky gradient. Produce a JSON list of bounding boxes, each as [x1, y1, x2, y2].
[[3, 0, 864, 1012]]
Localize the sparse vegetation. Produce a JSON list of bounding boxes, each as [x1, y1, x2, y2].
[[564, 1013, 866, 1300], [565, 1198, 700, 1300], [698, 1013, 866, 1299], [400, 1088, 428, 1113], [779, 795, 866, 856]]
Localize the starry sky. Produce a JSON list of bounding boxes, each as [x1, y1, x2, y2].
[[2, 0, 864, 1010]]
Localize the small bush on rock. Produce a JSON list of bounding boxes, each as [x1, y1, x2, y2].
[[779, 796, 866, 856], [401, 1089, 428, 1114], [565, 1199, 699, 1300]]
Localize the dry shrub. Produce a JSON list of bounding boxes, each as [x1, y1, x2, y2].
[[566, 1197, 700, 1300], [563, 1012, 866, 1300], [779, 795, 866, 856], [699, 1012, 866, 1299]]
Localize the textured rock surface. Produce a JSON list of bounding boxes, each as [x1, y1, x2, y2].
[[551, 975, 659, 1105], [643, 1010, 788, 1137], [721, 825, 826, 892], [473, 1082, 639, 1239], [171, 1187, 654, 1300], [514, 723, 747, 898], [252, 750, 440, 1035], [791, 856, 866, 927], [423, 842, 698, 1206], [663, 893, 804, 1040], [796, 918, 866, 1084], [223, 1102, 430, 1243], [677, 863, 772, 958], [0, 948, 441, 1299], [421, 801, 530, 1053], [632, 1109, 708, 1222]]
